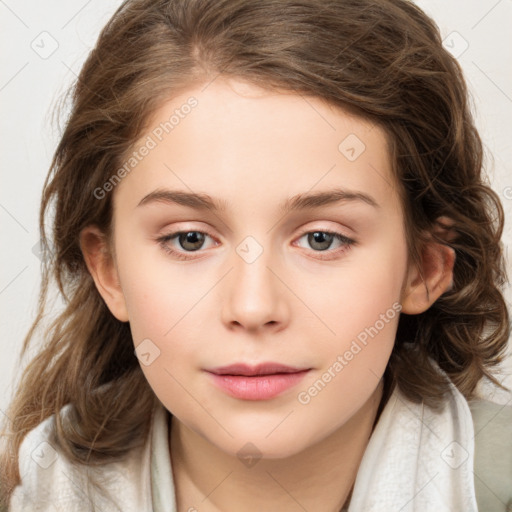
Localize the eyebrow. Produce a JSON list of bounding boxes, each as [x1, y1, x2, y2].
[[136, 187, 380, 213]]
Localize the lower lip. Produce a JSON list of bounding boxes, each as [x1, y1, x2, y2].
[[206, 370, 310, 400]]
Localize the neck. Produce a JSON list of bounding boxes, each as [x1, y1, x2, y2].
[[169, 379, 385, 512]]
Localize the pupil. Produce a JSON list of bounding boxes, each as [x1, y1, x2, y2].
[[310, 232, 332, 251], [181, 231, 204, 251]]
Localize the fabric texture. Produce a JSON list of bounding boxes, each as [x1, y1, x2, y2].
[[347, 378, 478, 511], [9, 404, 154, 511], [8, 374, 511, 511]]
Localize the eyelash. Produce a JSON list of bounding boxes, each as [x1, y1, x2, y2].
[[156, 228, 356, 261]]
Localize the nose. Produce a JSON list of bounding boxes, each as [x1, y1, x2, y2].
[[221, 244, 289, 333]]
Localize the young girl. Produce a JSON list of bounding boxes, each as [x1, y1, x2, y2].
[[1, 0, 511, 511]]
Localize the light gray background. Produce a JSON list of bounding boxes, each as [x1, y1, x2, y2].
[[1, 0, 511, 415]]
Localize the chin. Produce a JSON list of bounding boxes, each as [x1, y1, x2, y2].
[[208, 425, 317, 461], [227, 439, 306, 462]]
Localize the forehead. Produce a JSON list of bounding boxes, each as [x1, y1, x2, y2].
[[113, 77, 401, 217]]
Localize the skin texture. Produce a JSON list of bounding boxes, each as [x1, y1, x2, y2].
[[81, 78, 455, 511]]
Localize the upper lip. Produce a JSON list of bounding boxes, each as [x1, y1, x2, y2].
[[207, 362, 310, 376]]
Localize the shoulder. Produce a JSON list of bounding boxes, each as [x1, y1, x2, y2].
[[9, 405, 154, 512], [468, 397, 512, 512], [9, 410, 69, 510]]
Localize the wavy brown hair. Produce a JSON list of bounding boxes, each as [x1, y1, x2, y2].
[[1, 0, 510, 507]]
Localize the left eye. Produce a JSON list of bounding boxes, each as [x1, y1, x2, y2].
[[295, 231, 353, 252]]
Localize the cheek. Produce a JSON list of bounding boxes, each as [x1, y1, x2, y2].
[[115, 234, 201, 342], [298, 231, 406, 402], [314, 228, 407, 343], [114, 242, 213, 389], [296, 283, 401, 427]]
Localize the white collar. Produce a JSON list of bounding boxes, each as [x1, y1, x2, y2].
[[150, 404, 177, 511], [348, 378, 477, 511]]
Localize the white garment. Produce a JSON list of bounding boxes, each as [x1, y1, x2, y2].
[[348, 378, 478, 511], [9, 377, 477, 511]]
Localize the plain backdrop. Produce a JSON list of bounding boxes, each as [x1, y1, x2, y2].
[[1, 0, 511, 417]]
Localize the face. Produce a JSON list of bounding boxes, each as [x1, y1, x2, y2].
[[103, 77, 412, 458]]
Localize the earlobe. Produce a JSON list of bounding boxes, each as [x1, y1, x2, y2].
[[401, 220, 456, 315], [79, 225, 129, 322]]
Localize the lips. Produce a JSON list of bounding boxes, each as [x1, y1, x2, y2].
[[207, 362, 309, 376], [205, 362, 311, 400]]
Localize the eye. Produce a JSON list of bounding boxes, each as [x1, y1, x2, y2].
[[157, 230, 216, 260], [294, 230, 355, 260]]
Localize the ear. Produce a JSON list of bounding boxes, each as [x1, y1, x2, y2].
[[401, 216, 456, 315], [79, 225, 129, 322]]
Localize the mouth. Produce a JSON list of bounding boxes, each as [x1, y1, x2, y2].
[[205, 362, 311, 400], [207, 362, 310, 377]]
